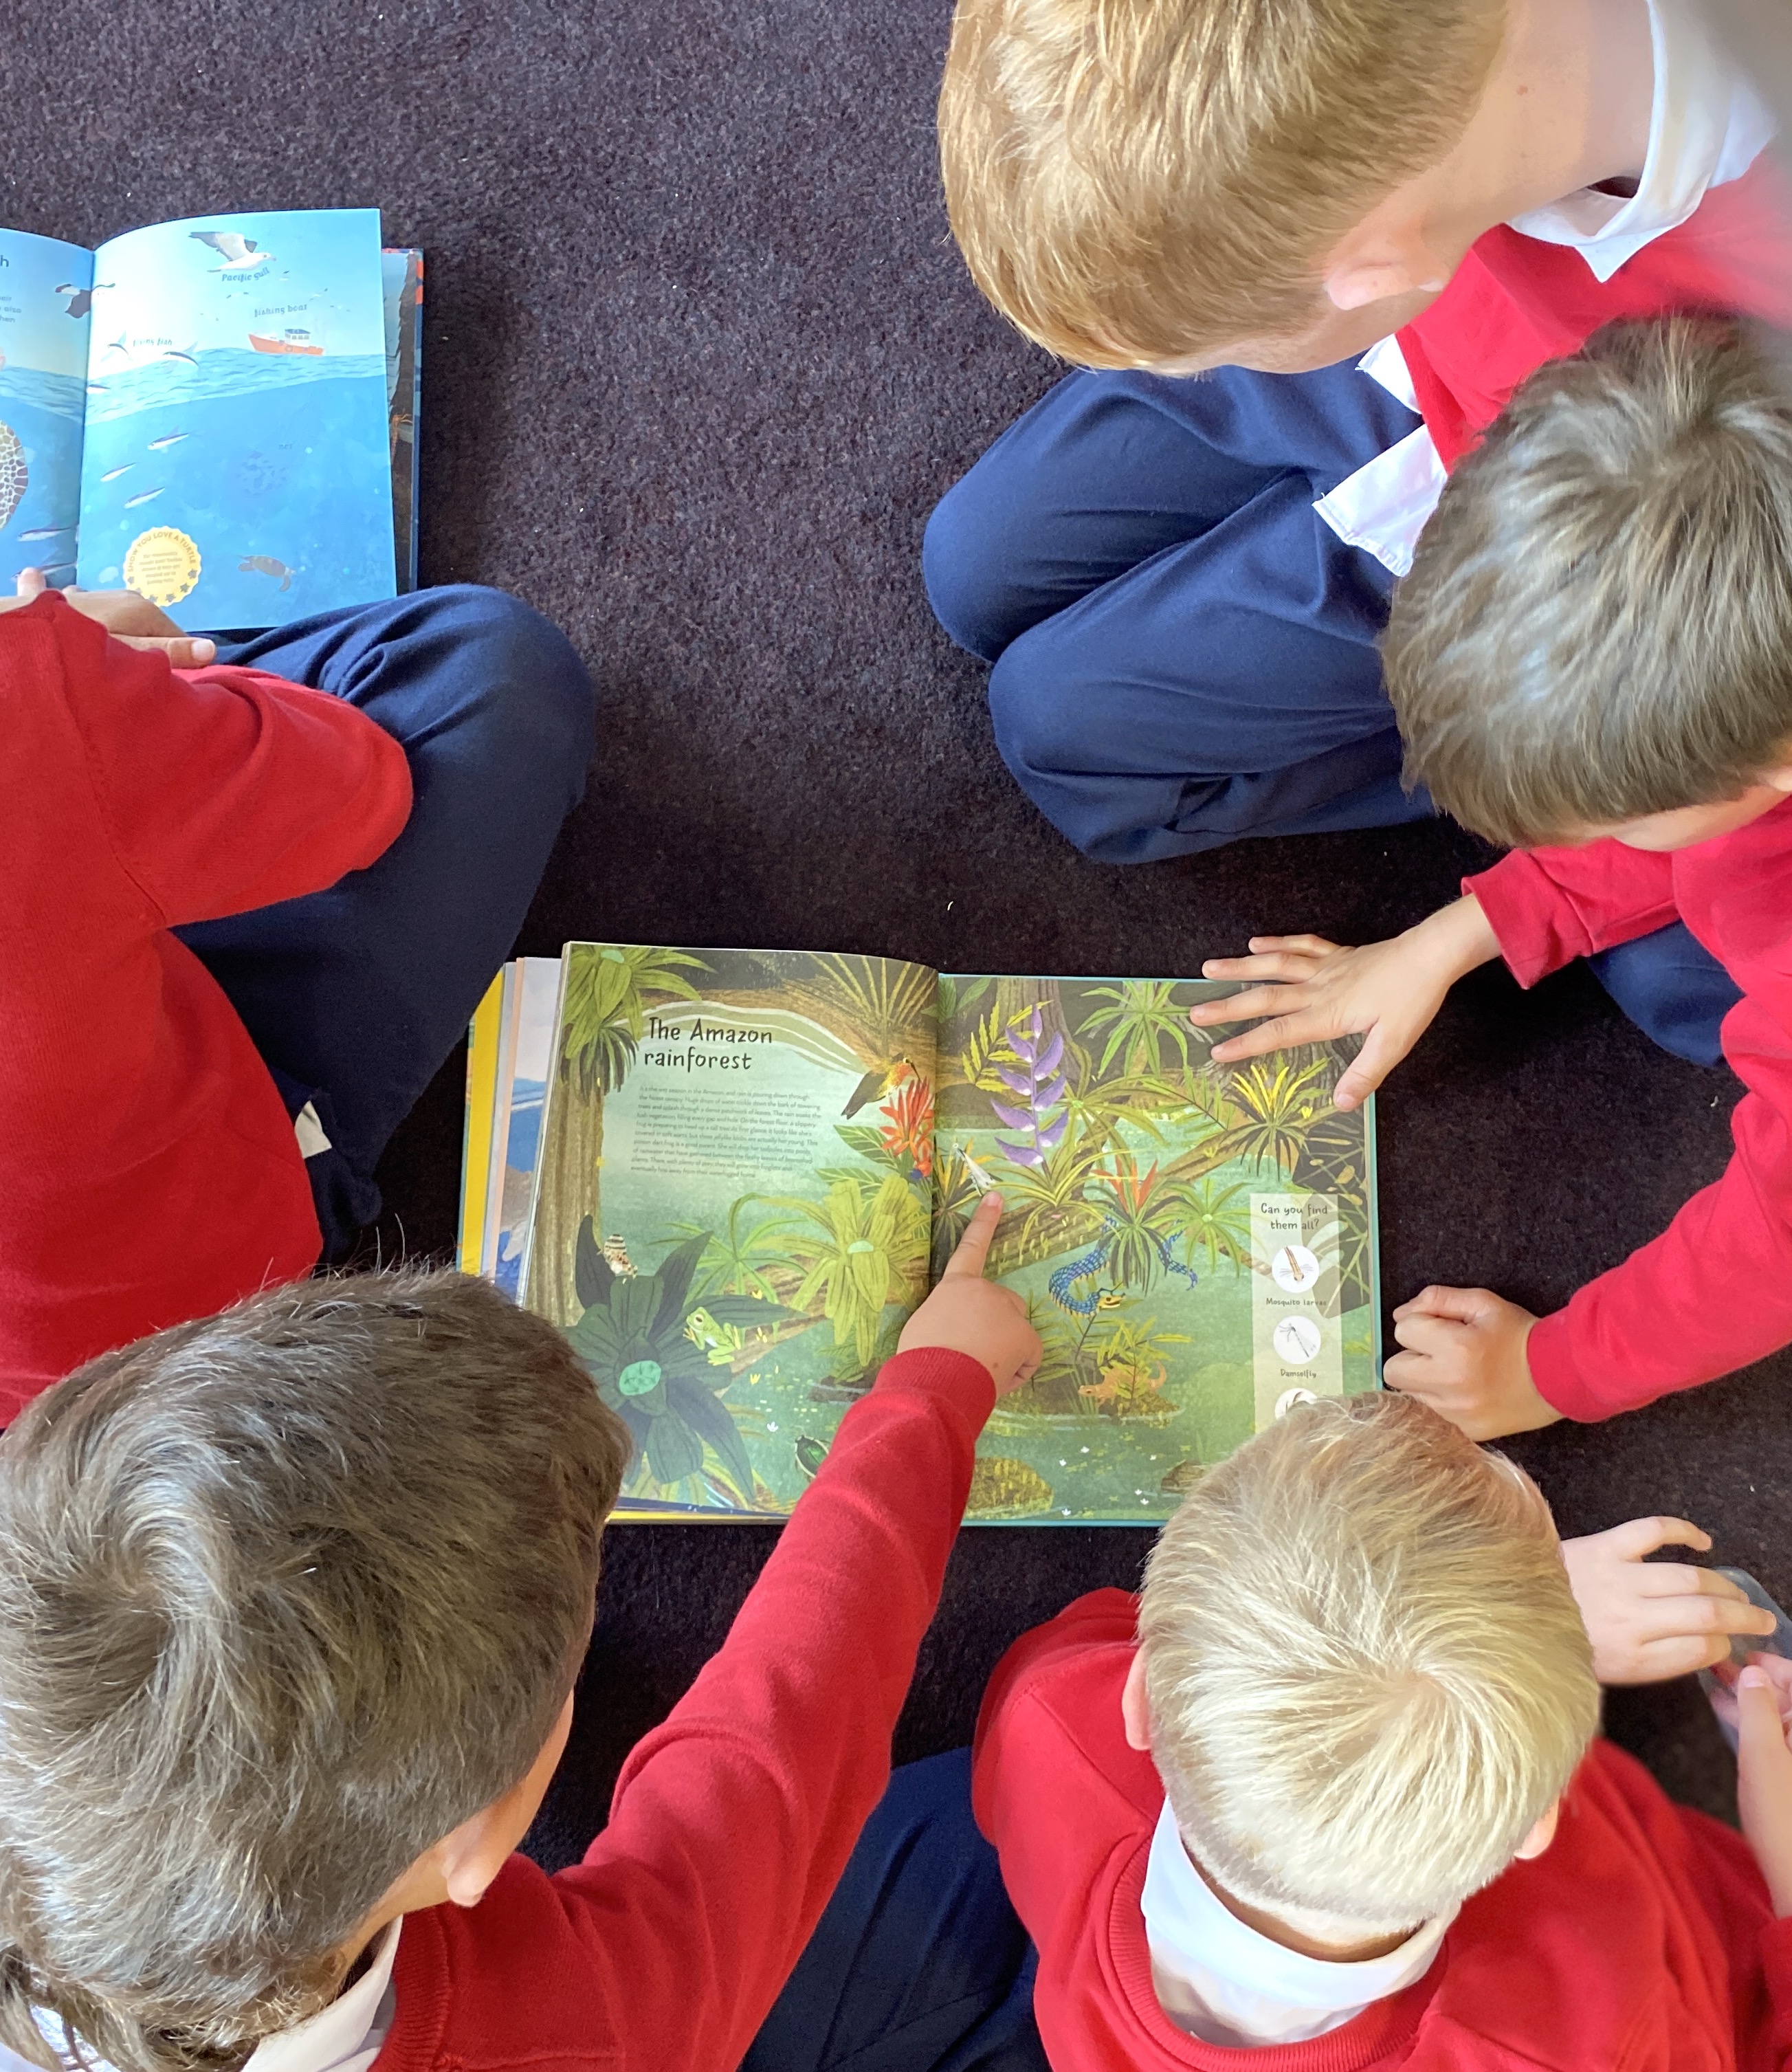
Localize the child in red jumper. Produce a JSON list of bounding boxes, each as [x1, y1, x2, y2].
[[973, 1391, 1792, 2070], [1191, 318, 1792, 1438], [925, 0, 1792, 1073], [0, 1193, 1046, 2072], [0, 573, 593, 1421]]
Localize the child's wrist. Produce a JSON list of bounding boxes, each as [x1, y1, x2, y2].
[[1408, 895, 1501, 984]]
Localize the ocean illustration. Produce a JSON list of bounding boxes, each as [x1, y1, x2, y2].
[[0, 211, 395, 628], [77, 346, 393, 627], [0, 228, 91, 588]]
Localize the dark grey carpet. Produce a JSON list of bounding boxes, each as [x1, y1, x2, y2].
[[8, 0, 1782, 1870]]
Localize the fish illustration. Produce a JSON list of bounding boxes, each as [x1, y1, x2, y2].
[[98, 465, 132, 483], [16, 525, 73, 543], [239, 555, 294, 593], [146, 433, 188, 452], [0, 424, 26, 531], [33, 563, 76, 582], [162, 350, 198, 366], [122, 489, 164, 509]]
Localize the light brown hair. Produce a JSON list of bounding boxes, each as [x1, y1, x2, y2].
[[1139, 1392, 1597, 1935], [1386, 317, 1792, 848], [937, 0, 1503, 366], [0, 1271, 629, 2072]]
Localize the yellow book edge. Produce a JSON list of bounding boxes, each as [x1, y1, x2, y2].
[[456, 972, 507, 1276]]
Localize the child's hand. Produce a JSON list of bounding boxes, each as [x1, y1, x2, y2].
[[898, 1193, 1042, 1396], [1561, 1519, 1778, 1683], [1734, 1657, 1792, 1915], [1383, 1286, 1560, 1439], [1187, 897, 1501, 1111], [2, 568, 217, 665]]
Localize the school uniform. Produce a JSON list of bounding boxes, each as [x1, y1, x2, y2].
[[0, 586, 592, 1413], [971, 1590, 1792, 2072], [925, 0, 1786, 996]]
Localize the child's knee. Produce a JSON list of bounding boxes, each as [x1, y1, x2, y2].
[[922, 476, 1032, 664], [425, 585, 597, 770]]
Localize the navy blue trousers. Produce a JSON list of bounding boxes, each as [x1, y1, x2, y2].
[[922, 361, 1426, 865], [743, 1752, 1048, 2072], [925, 364, 1743, 1067], [175, 586, 595, 1255]]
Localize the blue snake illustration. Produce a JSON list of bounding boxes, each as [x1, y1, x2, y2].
[[1048, 1213, 1199, 1315]]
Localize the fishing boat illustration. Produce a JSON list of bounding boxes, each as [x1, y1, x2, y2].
[[247, 328, 323, 356]]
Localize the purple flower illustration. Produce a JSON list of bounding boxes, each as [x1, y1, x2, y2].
[[992, 1006, 1070, 1170]]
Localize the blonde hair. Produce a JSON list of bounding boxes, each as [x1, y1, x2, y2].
[[938, 0, 1504, 366], [1138, 1393, 1596, 1936], [1386, 317, 1792, 848]]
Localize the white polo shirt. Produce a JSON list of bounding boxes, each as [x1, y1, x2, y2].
[[1140, 1799, 1457, 2049], [1314, 0, 1776, 575]]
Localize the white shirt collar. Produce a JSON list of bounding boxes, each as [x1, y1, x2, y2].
[[245, 1919, 401, 2072], [2, 1921, 406, 2072], [1505, 0, 1776, 280], [1140, 1799, 1454, 2048]]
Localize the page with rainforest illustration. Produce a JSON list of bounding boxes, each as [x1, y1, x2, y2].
[[509, 945, 1379, 1525], [521, 945, 940, 1519], [929, 975, 1378, 1523]]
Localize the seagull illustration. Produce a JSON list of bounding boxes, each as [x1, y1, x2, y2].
[[189, 230, 273, 274], [54, 283, 112, 320]]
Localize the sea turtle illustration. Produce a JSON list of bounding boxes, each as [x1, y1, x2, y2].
[[965, 1456, 1054, 1519], [0, 423, 26, 533]]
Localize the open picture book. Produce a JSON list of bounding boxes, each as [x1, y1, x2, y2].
[[0, 207, 421, 630], [459, 945, 1380, 1523]]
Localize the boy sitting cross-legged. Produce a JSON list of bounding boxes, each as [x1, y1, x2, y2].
[[1189, 316, 1792, 1438], [975, 1390, 1792, 2068], [0, 1193, 1051, 2072], [925, 0, 1792, 925]]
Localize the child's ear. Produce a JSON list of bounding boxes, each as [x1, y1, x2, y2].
[[1511, 1799, 1561, 1862], [1121, 1649, 1152, 1752], [1762, 764, 1792, 797]]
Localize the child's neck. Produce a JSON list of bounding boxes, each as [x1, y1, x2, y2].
[[1186, 1842, 1418, 1965], [1430, 0, 1657, 244]]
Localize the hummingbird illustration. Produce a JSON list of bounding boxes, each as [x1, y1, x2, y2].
[[841, 1055, 917, 1119], [840, 1055, 918, 1118]]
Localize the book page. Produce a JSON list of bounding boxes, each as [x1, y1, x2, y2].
[[524, 945, 938, 1517], [0, 230, 92, 588], [933, 975, 1378, 1523], [489, 956, 560, 1294], [80, 209, 395, 629]]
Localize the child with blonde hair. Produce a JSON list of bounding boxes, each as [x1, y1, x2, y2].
[[974, 1391, 1792, 2065], [924, 0, 1791, 981], [1192, 317, 1792, 1437]]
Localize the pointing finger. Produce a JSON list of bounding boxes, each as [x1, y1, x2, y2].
[[942, 1190, 1004, 1279]]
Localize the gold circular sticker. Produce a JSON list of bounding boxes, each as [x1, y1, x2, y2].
[[122, 527, 201, 609]]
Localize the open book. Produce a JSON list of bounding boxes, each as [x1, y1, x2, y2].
[[0, 208, 421, 629], [460, 945, 1380, 1523]]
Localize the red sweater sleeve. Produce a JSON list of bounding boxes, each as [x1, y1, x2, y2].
[[1765, 1920, 1792, 2063], [49, 596, 411, 925], [1467, 838, 1792, 1420], [1526, 993, 1792, 1418], [1465, 842, 1681, 987], [549, 1345, 995, 2072]]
